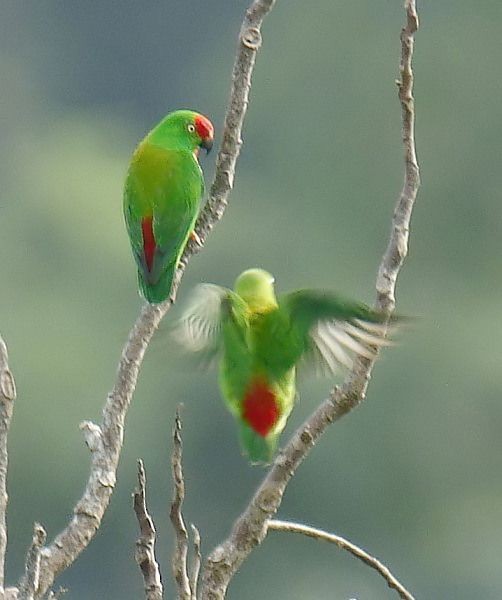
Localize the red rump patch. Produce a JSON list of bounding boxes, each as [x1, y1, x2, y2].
[[141, 216, 156, 272], [194, 114, 214, 140], [242, 379, 279, 437]]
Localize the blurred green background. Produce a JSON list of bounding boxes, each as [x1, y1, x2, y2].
[[1, 1, 501, 598]]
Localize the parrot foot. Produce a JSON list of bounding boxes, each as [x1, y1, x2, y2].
[[190, 230, 203, 247]]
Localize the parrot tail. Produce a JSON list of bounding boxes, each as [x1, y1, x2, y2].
[[239, 377, 282, 464], [239, 423, 278, 465], [138, 264, 175, 304]]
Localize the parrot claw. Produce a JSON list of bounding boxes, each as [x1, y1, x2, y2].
[[190, 230, 203, 247]]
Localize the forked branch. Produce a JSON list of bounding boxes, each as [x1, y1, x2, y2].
[[200, 2, 420, 598], [18, 0, 276, 595]]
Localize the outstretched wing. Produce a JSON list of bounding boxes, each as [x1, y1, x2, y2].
[[279, 290, 395, 376], [173, 284, 229, 365], [173, 284, 250, 367], [307, 318, 393, 375]]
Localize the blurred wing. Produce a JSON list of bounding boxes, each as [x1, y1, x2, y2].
[[172, 283, 230, 367], [307, 318, 393, 376], [280, 289, 395, 377]]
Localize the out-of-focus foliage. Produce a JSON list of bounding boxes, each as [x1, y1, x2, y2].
[[0, 1, 501, 598]]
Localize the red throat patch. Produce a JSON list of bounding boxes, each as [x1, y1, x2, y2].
[[141, 216, 156, 272], [242, 379, 279, 437]]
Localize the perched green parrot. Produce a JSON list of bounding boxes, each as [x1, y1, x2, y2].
[[123, 109, 214, 304], [175, 268, 395, 464]]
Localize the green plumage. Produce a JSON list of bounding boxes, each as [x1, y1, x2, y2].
[[123, 110, 213, 303], [176, 269, 396, 464]]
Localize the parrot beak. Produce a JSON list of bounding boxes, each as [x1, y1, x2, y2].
[[200, 136, 213, 154]]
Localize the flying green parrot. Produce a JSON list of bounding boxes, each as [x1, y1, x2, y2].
[[175, 268, 395, 464], [123, 109, 214, 304]]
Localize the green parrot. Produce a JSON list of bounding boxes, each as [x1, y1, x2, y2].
[[175, 268, 395, 464], [123, 109, 214, 304]]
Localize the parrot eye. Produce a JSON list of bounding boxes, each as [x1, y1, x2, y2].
[[187, 124, 196, 133]]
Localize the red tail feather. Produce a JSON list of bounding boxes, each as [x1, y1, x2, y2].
[[141, 216, 156, 272], [243, 378, 279, 437]]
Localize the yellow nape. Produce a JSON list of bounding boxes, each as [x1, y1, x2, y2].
[[234, 268, 278, 313]]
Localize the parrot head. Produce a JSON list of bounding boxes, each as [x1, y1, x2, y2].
[[234, 268, 278, 312], [149, 109, 214, 154]]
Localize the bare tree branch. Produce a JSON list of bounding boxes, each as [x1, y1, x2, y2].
[[200, 2, 420, 598], [3, 0, 415, 598], [189, 525, 202, 600], [178, 0, 277, 273], [170, 408, 191, 600], [376, 0, 420, 313], [0, 335, 16, 595], [18, 524, 47, 600], [35, 304, 167, 597], [268, 519, 416, 600], [133, 460, 163, 600], [26, 0, 273, 593]]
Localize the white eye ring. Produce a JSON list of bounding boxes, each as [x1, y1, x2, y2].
[[187, 124, 196, 133]]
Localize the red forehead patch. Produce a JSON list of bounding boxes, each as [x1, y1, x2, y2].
[[194, 114, 214, 139]]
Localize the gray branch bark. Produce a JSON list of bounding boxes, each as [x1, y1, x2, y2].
[[18, 524, 47, 600], [0, 335, 16, 596], [376, 0, 420, 313], [35, 304, 167, 597], [1, 0, 418, 597], [133, 460, 163, 600], [189, 525, 202, 600], [170, 409, 191, 600], [176, 0, 277, 286], [268, 519, 415, 600], [17, 0, 271, 594], [200, 2, 420, 598]]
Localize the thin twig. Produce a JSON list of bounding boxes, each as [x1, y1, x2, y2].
[[35, 303, 167, 597], [133, 460, 163, 600], [18, 524, 47, 600], [200, 2, 420, 598], [169, 408, 191, 600], [0, 335, 16, 594], [189, 524, 202, 600], [27, 0, 269, 592], [268, 519, 415, 600]]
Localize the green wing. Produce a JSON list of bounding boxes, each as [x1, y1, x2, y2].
[[173, 284, 249, 370], [278, 290, 394, 375], [174, 283, 256, 418], [124, 142, 204, 286]]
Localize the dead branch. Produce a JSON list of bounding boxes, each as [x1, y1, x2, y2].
[[18, 524, 47, 600], [133, 460, 163, 600], [19, 0, 274, 593], [200, 2, 420, 598], [268, 519, 416, 600], [189, 525, 202, 600], [0, 335, 16, 595], [169, 408, 191, 600]]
